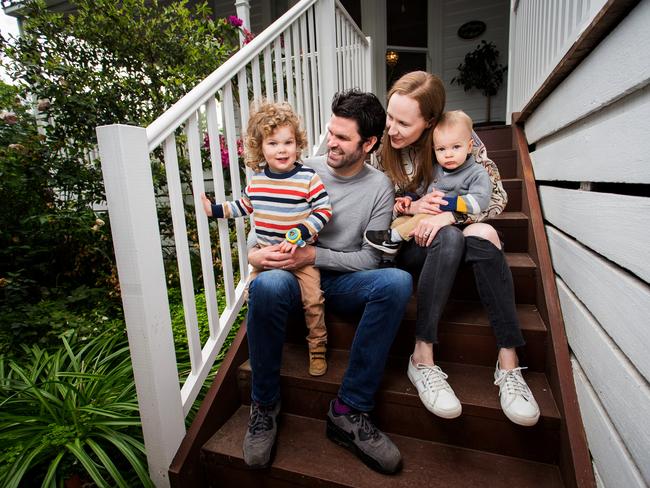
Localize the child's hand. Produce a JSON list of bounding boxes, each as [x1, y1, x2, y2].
[[200, 193, 213, 217], [279, 240, 298, 255], [394, 196, 412, 215]]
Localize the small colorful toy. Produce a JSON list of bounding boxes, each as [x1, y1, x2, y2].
[[285, 227, 306, 247]]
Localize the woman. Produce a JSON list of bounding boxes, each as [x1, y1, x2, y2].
[[379, 71, 539, 427]]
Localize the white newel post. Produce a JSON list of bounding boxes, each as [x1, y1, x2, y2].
[[316, 0, 337, 122], [96, 124, 185, 488], [235, 0, 251, 46]]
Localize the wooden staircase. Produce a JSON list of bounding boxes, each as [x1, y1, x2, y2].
[[169, 125, 594, 487]]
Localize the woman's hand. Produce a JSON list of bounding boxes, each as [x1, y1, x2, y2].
[[408, 212, 455, 247], [248, 244, 315, 270], [407, 190, 448, 216]]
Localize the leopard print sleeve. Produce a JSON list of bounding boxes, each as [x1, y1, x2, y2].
[[453, 131, 508, 225]]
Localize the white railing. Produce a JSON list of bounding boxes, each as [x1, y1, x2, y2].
[[95, 0, 370, 486], [506, 0, 609, 117]]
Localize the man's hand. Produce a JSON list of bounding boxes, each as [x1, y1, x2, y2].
[[249, 244, 316, 270], [394, 196, 412, 215], [408, 212, 455, 247], [200, 193, 213, 217], [408, 190, 448, 216]]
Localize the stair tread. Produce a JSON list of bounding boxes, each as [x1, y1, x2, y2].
[[490, 211, 527, 223], [203, 406, 564, 487], [405, 300, 546, 332], [241, 344, 561, 422]]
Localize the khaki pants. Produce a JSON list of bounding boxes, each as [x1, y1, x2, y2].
[[391, 214, 430, 241], [248, 265, 327, 349]]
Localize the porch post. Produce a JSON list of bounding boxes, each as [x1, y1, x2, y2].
[[316, 0, 337, 122], [235, 0, 251, 46], [96, 124, 185, 488]]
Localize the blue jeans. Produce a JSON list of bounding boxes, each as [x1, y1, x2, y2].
[[246, 267, 412, 411]]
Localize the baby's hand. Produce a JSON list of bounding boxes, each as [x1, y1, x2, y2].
[[279, 240, 298, 255], [200, 193, 213, 217], [394, 196, 412, 215]]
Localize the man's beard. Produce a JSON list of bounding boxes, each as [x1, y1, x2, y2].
[[327, 143, 365, 171]]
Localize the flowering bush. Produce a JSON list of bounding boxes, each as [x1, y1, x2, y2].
[[0, 0, 250, 348]]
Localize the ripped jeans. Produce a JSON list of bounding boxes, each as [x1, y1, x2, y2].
[[396, 225, 525, 349]]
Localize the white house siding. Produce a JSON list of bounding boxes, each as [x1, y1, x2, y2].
[[440, 0, 510, 124], [525, 2, 650, 485]]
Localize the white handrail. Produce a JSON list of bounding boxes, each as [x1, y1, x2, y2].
[[146, 0, 319, 150], [507, 0, 608, 117]]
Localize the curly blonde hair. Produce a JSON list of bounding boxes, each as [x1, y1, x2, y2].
[[244, 101, 308, 172]]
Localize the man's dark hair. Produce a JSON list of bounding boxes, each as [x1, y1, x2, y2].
[[331, 89, 386, 153]]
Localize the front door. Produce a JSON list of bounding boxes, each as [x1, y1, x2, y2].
[[386, 0, 429, 88]]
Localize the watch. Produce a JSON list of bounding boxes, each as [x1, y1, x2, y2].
[[285, 228, 306, 247]]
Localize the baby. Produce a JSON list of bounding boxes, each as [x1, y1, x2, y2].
[[365, 110, 491, 253]]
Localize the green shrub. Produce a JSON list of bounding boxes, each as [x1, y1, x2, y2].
[[0, 330, 152, 487]]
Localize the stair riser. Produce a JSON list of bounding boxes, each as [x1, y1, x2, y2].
[[474, 127, 513, 151], [490, 150, 518, 179], [301, 320, 547, 371], [503, 180, 522, 211], [237, 376, 559, 464], [202, 458, 341, 487]]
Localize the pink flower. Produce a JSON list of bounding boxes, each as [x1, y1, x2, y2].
[[243, 28, 255, 45], [204, 133, 243, 169], [227, 15, 243, 27]]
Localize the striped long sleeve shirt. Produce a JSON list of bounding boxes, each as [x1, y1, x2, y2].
[[210, 162, 332, 247]]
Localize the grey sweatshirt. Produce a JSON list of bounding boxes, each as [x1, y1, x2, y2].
[[306, 156, 394, 272]]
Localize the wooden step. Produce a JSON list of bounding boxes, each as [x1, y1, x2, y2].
[[203, 406, 564, 487], [488, 211, 529, 253], [474, 125, 513, 151], [490, 149, 518, 179], [310, 300, 547, 371], [237, 345, 561, 463], [502, 178, 522, 211], [450, 251, 537, 304]]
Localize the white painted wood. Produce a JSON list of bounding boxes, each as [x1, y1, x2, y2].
[[335, 12, 343, 91], [299, 14, 314, 150], [251, 55, 262, 102], [442, 0, 510, 123], [206, 97, 236, 309], [593, 464, 605, 488], [223, 83, 249, 281], [263, 44, 274, 101], [316, 0, 337, 122], [507, 0, 608, 116], [527, 0, 650, 143], [146, 0, 320, 149], [284, 27, 295, 109], [531, 87, 650, 183], [162, 135, 202, 369], [308, 9, 320, 142], [546, 226, 650, 382], [96, 124, 184, 488], [539, 186, 650, 282], [560, 282, 650, 482], [292, 22, 305, 120], [186, 113, 220, 340], [571, 358, 647, 488], [273, 38, 285, 102], [360, 0, 386, 99]]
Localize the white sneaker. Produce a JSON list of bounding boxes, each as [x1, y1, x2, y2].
[[407, 356, 462, 419], [494, 362, 540, 426]]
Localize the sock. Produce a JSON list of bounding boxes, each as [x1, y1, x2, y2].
[[333, 397, 353, 415], [390, 229, 403, 243]]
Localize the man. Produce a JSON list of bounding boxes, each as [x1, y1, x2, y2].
[[244, 90, 412, 474]]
